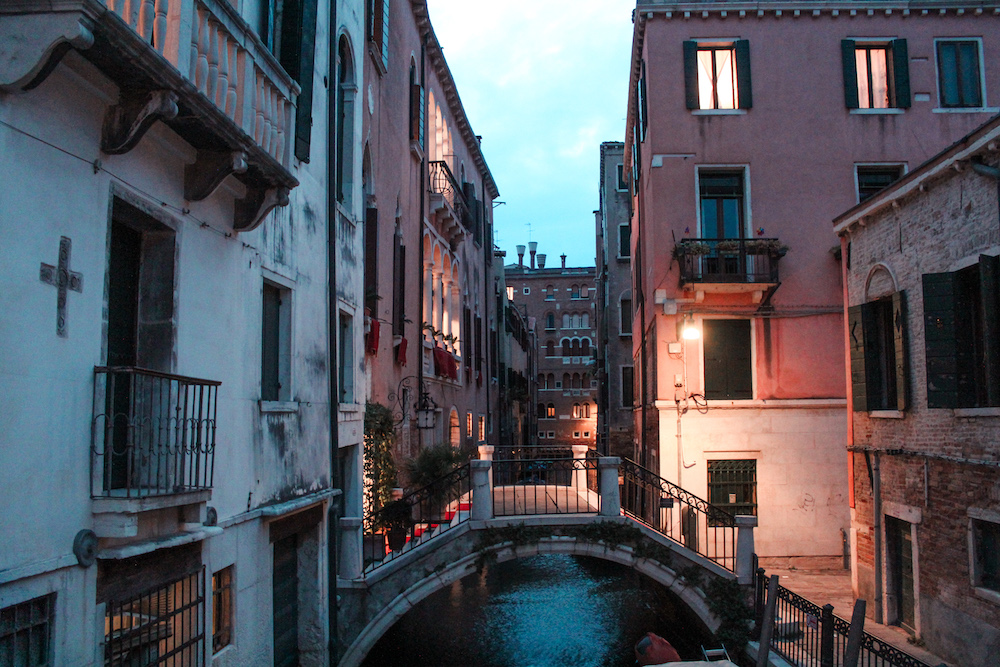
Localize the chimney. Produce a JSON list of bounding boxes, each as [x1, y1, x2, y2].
[[516, 245, 525, 267], [528, 241, 538, 269], [560, 254, 567, 269], [537, 253, 547, 269]]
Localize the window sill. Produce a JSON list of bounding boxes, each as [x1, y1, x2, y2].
[[932, 107, 999, 114], [870, 410, 904, 419], [367, 44, 387, 77], [616, 255, 631, 262], [259, 400, 299, 414], [619, 333, 632, 338], [336, 201, 356, 225], [691, 109, 747, 116], [850, 108, 905, 115], [973, 587, 1000, 606], [955, 407, 1000, 418], [410, 141, 424, 162], [339, 402, 362, 414]]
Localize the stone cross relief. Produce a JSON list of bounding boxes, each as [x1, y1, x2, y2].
[[39, 236, 83, 338]]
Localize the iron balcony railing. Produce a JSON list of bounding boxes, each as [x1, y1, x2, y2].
[[675, 237, 783, 284], [91, 367, 220, 498], [428, 160, 472, 227], [620, 458, 737, 571], [491, 453, 601, 517]]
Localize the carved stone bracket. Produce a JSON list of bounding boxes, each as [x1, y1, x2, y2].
[[184, 150, 248, 201], [0, 12, 95, 92], [234, 186, 289, 232], [101, 89, 179, 155]]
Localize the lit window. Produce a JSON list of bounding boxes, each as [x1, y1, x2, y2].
[[213, 566, 234, 653], [842, 40, 910, 110], [572, 403, 581, 418], [478, 415, 485, 442], [467, 412, 473, 437], [1, 593, 55, 665], [708, 460, 757, 520], [684, 41, 751, 111], [936, 39, 983, 108], [546, 403, 555, 418], [856, 45, 890, 108]]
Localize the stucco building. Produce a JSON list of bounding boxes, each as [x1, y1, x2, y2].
[[834, 115, 1000, 666], [624, 0, 1000, 560]]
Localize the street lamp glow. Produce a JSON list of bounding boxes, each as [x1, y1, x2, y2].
[[681, 316, 700, 340]]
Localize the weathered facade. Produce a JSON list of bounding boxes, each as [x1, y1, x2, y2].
[[596, 141, 637, 459], [0, 0, 365, 663], [834, 116, 1000, 667], [624, 0, 1000, 559]]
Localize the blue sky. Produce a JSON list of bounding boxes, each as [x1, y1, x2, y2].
[[425, 0, 637, 268]]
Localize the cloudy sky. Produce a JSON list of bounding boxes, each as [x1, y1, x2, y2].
[[425, 0, 637, 268]]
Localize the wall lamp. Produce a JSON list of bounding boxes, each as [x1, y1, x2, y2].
[[681, 314, 700, 341]]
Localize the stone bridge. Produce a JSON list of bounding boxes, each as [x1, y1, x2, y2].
[[334, 456, 759, 666]]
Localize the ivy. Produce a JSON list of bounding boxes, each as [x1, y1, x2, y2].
[[364, 402, 398, 515], [705, 577, 754, 660]]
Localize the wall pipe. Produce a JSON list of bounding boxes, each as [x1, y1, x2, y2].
[[417, 36, 427, 448]]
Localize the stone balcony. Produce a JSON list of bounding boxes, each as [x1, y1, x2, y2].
[[2, 0, 299, 230]]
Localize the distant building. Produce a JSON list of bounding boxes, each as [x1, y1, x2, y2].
[[625, 0, 1000, 561], [596, 141, 636, 459], [506, 248, 597, 452], [834, 115, 1000, 666]]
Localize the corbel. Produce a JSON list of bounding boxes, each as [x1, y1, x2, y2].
[[101, 89, 178, 155], [0, 13, 94, 92], [234, 186, 289, 232], [184, 150, 248, 201]]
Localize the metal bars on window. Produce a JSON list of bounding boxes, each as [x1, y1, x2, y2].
[[0, 593, 55, 667], [707, 459, 757, 520]]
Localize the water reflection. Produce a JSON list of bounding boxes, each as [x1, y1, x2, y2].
[[362, 554, 712, 666]]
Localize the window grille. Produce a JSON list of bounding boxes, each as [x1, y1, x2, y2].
[[0, 593, 55, 666], [708, 460, 757, 522]]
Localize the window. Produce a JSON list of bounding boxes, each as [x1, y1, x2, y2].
[[936, 39, 983, 108], [573, 431, 581, 438], [1, 593, 55, 666], [842, 40, 911, 110], [545, 285, 555, 300], [683, 40, 752, 110], [547, 373, 555, 389], [583, 403, 591, 418], [409, 61, 424, 144], [923, 256, 1000, 408], [857, 165, 904, 202], [636, 61, 649, 140], [538, 431, 547, 439], [620, 298, 633, 335], [546, 340, 555, 357], [616, 164, 628, 191], [562, 339, 572, 357], [467, 412, 473, 437], [336, 37, 356, 206], [703, 319, 752, 400], [367, 0, 390, 71], [562, 314, 570, 329], [392, 224, 406, 336], [546, 403, 555, 418], [970, 513, 1000, 592], [699, 171, 745, 239], [523, 287, 531, 295], [548, 431, 555, 439], [621, 366, 634, 408], [572, 403, 581, 418], [571, 285, 581, 299], [618, 224, 631, 258], [478, 415, 486, 442], [582, 313, 590, 328], [849, 293, 907, 411], [213, 566, 234, 653], [708, 460, 757, 519], [546, 313, 556, 330], [583, 431, 591, 438], [262, 281, 291, 402], [339, 312, 354, 403], [581, 286, 589, 299]]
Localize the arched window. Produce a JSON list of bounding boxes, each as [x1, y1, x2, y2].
[[546, 340, 555, 357], [537, 373, 545, 388], [620, 293, 633, 335], [546, 313, 555, 330], [336, 36, 356, 207], [582, 313, 589, 328], [562, 373, 571, 389], [538, 402, 545, 417], [583, 373, 591, 388], [583, 403, 591, 418], [572, 403, 581, 418], [562, 313, 571, 329], [572, 314, 582, 329], [571, 339, 581, 356], [547, 373, 555, 389], [571, 285, 581, 299], [546, 403, 555, 418], [562, 339, 572, 356], [580, 339, 591, 356], [581, 285, 589, 299], [572, 373, 581, 389], [545, 285, 555, 300]]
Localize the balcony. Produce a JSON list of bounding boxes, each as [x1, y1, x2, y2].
[[674, 238, 783, 302], [91, 367, 219, 500], [428, 160, 472, 243], [2, 0, 299, 231]]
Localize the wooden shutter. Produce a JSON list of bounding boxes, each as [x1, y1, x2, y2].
[[735, 39, 752, 109], [292, 0, 318, 161], [262, 283, 281, 401], [683, 41, 699, 109], [848, 303, 868, 411], [392, 234, 405, 336], [410, 84, 425, 144], [923, 272, 961, 408], [639, 61, 648, 140], [364, 207, 378, 310], [980, 254, 1000, 406], [704, 319, 751, 400], [380, 0, 390, 69], [891, 38, 911, 108], [891, 291, 908, 410], [841, 40, 859, 109]]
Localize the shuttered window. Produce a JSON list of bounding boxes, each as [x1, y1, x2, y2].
[[841, 39, 910, 110], [936, 40, 983, 108], [409, 63, 425, 145], [848, 292, 907, 411], [364, 207, 379, 311], [684, 40, 752, 110], [369, 0, 390, 71], [392, 228, 406, 336], [703, 319, 752, 400]]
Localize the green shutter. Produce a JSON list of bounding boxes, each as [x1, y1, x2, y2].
[[848, 303, 868, 411], [364, 207, 378, 310], [892, 291, 908, 410], [683, 41, 699, 110], [922, 272, 961, 408], [293, 0, 318, 162], [639, 61, 648, 141], [892, 38, 911, 108], [704, 319, 752, 400], [841, 40, 859, 109], [381, 0, 390, 70], [735, 39, 752, 109], [418, 85, 425, 145], [979, 254, 1000, 406]]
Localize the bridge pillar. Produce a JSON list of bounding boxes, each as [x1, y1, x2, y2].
[[735, 515, 758, 585], [571, 444, 589, 490], [598, 457, 621, 517], [470, 459, 493, 521], [339, 517, 363, 580], [478, 444, 494, 488]]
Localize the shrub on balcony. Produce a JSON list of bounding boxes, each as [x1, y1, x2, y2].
[[364, 402, 398, 515], [674, 240, 712, 257], [715, 240, 740, 255], [744, 239, 788, 256]]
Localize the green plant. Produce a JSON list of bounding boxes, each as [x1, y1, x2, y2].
[[715, 239, 740, 254], [364, 402, 398, 515], [745, 239, 788, 256], [705, 578, 754, 660], [401, 443, 469, 491], [376, 498, 413, 530], [675, 240, 712, 257]]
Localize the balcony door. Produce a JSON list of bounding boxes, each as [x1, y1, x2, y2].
[[698, 171, 747, 280]]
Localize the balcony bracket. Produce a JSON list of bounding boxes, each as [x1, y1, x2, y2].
[[234, 185, 289, 232], [0, 11, 95, 92], [184, 150, 248, 201], [101, 88, 179, 155]]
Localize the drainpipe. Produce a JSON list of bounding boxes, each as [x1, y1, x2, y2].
[[417, 35, 427, 449], [872, 452, 883, 624], [326, 0, 339, 662]]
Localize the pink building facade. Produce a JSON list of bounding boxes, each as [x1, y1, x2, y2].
[[624, 0, 1000, 559]]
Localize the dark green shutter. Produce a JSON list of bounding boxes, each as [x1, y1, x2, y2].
[[980, 254, 1000, 406], [923, 272, 961, 408], [293, 0, 318, 162], [364, 207, 378, 310], [380, 0, 390, 70], [841, 40, 859, 109], [639, 61, 648, 141], [891, 38, 911, 108], [892, 291, 908, 410], [683, 41, 699, 109], [417, 85, 425, 145], [848, 304, 868, 411], [704, 320, 751, 400], [735, 39, 752, 109]]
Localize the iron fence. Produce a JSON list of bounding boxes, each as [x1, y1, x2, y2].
[[620, 458, 737, 571], [362, 463, 472, 574], [492, 456, 600, 517], [91, 367, 219, 498], [675, 237, 782, 284]]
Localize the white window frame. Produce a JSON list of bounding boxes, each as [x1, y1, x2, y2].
[[933, 37, 992, 113], [695, 165, 752, 239], [615, 164, 628, 191], [855, 163, 906, 204], [261, 270, 295, 409], [968, 507, 1000, 605], [523, 286, 530, 295]]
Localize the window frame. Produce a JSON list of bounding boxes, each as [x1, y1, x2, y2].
[[841, 39, 911, 111], [261, 277, 293, 404], [338, 310, 355, 405], [969, 508, 1000, 601], [0, 593, 56, 666], [684, 39, 752, 111], [620, 297, 633, 336], [707, 459, 758, 520], [616, 164, 629, 191], [618, 223, 631, 259], [621, 365, 634, 409], [849, 292, 907, 412], [702, 318, 753, 401], [697, 167, 750, 240], [935, 38, 986, 110], [856, 164, 906, 203], [212, 566, 235, 653]]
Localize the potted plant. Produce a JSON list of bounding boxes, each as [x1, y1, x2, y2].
[[715, 239, 740, 255], [379, 498, 413, 551], [401, 444, 470, 521], [674, 240, 712, 258]]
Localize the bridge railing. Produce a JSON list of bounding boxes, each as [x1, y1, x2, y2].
[[362, 463, 472, 573], [491, 455, 600, 517], [620, 458, 737, 572]]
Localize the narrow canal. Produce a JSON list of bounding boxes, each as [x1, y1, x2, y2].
[[361, 554, 714, 666]]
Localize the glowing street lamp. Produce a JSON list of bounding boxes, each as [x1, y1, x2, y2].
[[681, 314, 700, 340]]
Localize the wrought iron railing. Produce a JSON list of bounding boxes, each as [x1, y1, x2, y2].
[[429, 160, 472, 226], [675, 237, 782, 284], [362, 463, 472, 574], [754, 568, 935, 667], [492, 456, 600, 517], [620, 458, 737, 571], [91, 367, 219, 498]]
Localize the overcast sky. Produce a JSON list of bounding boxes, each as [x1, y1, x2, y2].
[[425, 0, 637, 269]]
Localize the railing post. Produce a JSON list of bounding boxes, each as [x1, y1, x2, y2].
[[756, 574, 779, 667], [478, 444, 494, 489], [598, 457, 621, 517], [752, 567, 766, 640], [470, 460, 493, 521], [338, 517, 362, 580], [843, 599, 867, 667], [735, 515, 758, 585], [820, 603, 834, 667], [571, 444, 589, 490]]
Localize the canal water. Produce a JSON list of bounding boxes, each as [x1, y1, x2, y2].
[[361, 554, 714, 666]]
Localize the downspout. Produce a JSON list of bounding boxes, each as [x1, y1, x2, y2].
[[483, 172, 491, 447], [872, 451, 884, 624], [326, 2, 340, 663], [841, 234, 855, 580], [417, 36, 426, 448]]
